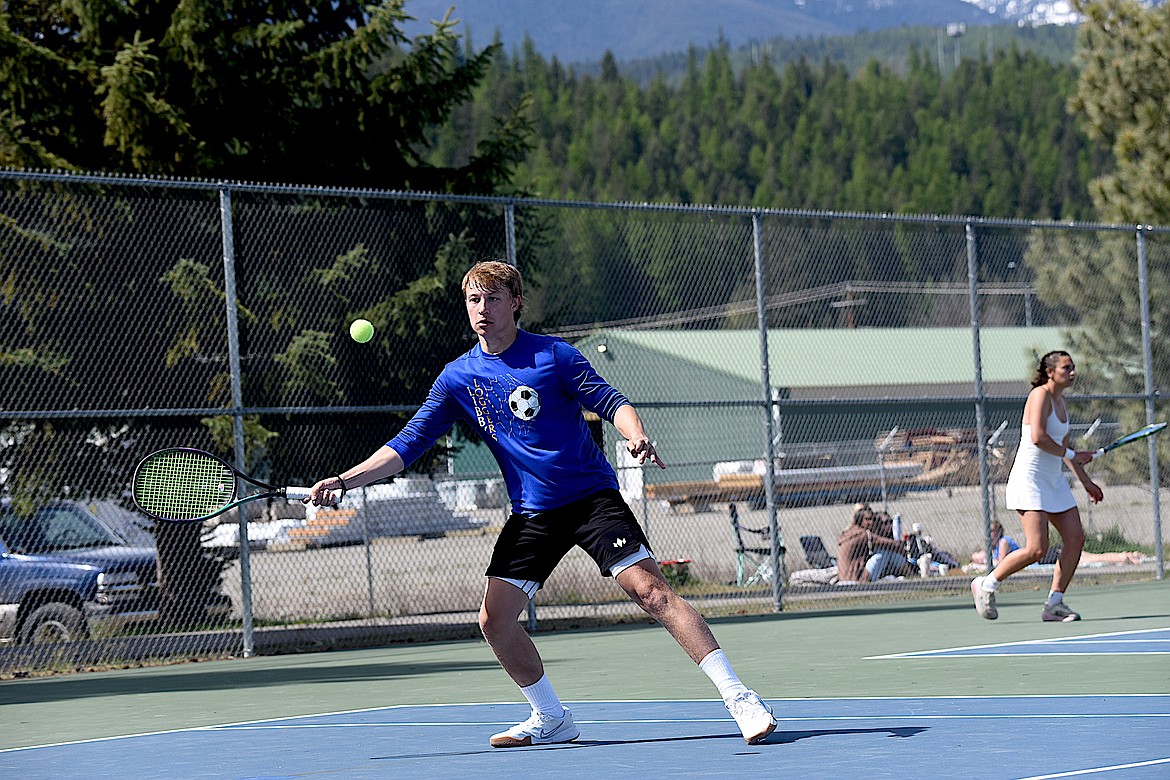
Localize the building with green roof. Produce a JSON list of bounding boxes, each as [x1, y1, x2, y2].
[[454, 326, 1070, 486], [575, 327, 1065, 401]]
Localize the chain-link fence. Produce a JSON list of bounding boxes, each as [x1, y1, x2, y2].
[[1, 169, 1166, 675]]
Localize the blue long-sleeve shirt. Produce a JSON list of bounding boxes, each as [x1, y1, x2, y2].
[[387, 330, 630, 514]]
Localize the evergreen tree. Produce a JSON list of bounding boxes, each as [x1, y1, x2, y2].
[[1070, 0, 1170, 224], [1, 1, 535, 625], [0, 0, 530, 191], [1024, 0, 1170, 480]]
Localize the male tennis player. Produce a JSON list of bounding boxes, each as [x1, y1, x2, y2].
[[307, 260, 776, 747]]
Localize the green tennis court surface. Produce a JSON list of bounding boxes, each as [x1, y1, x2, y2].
[[2, 581, 1167, 778]]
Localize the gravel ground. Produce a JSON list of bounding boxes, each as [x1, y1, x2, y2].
[[215, 480, 1165, 625]]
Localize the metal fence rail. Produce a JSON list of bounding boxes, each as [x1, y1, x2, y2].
[[1, 168, 1166, 675]]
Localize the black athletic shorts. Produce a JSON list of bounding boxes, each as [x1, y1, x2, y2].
[[485, 489, 653, 582]]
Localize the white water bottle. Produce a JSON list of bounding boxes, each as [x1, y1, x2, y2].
[[892, 513, 903, 541], [918, 552, 933, 577]]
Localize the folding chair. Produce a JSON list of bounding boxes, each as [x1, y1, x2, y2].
[[730, 503, 778, 587], [798, 535, 837, 570]]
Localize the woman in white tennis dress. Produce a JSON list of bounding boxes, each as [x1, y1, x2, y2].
[[972, 351, 1103, 623]]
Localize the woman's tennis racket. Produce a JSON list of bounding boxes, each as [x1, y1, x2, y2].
[[132, 447, 339, 523], [1090, 423, 1167, 460]]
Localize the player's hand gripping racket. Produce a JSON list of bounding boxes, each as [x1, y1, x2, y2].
[[1090, 422, 1167, 460], [132, 447, 341, 523]]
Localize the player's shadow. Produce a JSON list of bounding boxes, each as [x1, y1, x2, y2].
[[769, 725, 927, 744], [374, 727, 927, 761], [374, 734, 743, 761], [573, 726, 927, 746]]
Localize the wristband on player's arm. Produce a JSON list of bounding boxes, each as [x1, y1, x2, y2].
[[1064, 448, 1076, 460]]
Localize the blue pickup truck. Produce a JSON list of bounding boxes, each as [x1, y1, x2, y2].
[[0, 500, 227, 644]]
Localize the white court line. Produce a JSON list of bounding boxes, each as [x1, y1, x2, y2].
[[1, 699, 727, 752], [878, 652, 1170, 658], [220, 712, 1170, 731], [5, 695, 1167, 751], [867, 626, 1170, 659], [1059, 639, 1170, 643], [0, 701, 506, 753], [1012, 756, 1170, 779]]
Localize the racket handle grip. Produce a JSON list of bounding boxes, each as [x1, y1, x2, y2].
[[284, 486, 344, 505], [1090, 448, 1105, 461]]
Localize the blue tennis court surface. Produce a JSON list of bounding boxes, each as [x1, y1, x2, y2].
[[870, 627, 1170, 658], [3, 695, 1168, 779]]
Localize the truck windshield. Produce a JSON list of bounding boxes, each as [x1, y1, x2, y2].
[[0, 505, 124, 554]]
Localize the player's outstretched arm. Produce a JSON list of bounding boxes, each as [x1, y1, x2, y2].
[[307, 446, 406, 505], [613, 404, 665, 469]]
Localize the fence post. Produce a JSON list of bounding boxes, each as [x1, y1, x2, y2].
[[220, 186, 255, 657], [752, 213, 783, 611], [505, 200, 517, 266], [966, 221, 993, 569], [1136, 227, 1165, 579], [504, 201, 537, 629]]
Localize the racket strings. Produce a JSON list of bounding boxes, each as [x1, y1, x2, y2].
[[134, 450, 235, 521]]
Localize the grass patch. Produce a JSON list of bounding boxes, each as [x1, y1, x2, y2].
[[1083, 525, 1154, 555]]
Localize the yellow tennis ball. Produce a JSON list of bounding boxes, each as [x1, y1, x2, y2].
[[349, 318, 374, 343]]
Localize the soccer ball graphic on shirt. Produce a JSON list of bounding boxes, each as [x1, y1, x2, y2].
[[508, 385, 541, 420]]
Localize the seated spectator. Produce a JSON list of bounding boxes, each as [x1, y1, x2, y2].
[[1080, 551, 1146, 565], [970, 520, 1146, 571], [837, 504, 912, 583], [904, 520, 961, 572], [970, 519, 1021, 568]]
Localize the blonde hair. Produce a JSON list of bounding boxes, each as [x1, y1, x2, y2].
[[851, 503, 873, 526], [462, 260, 524, 322]]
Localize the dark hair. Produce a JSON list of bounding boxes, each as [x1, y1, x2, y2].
[[1031, 350, 1071, 387]]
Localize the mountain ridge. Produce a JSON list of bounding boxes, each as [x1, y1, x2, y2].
[[401, 0, 1063, 64]]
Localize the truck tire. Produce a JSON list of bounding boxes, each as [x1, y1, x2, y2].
[[19, 603, 87, 644]]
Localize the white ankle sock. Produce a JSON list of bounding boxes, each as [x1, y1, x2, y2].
[[1045, 591, 1063, 608], [699, 649, 749, 701], [520, 674, 564, 717], [982, 574, 1001, 592]]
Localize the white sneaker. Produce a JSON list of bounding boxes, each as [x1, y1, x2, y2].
[[971, 576, 998, 620], [490, 707, 579, 748], [725, 690, 776, 744], [1042, 601, 1081, 622]]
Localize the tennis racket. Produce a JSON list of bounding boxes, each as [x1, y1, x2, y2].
[[1090, 422, 1167, 460], [132, 447, 340, 523]]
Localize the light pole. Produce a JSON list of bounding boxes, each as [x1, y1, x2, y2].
[[947, 23, 966, 70], [877, 426, 899, 514]]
